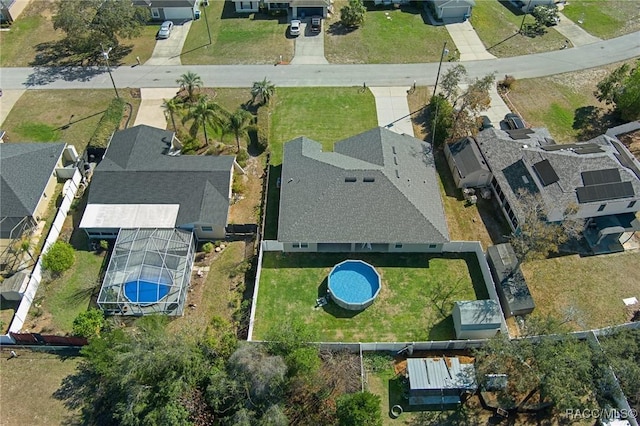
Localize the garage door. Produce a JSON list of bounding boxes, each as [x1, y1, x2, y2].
[[162, 7, 194, 21], [296, 6, 323, 17], [441, 6, 468, 19]]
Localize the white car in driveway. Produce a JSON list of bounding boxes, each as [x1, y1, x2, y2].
[[289, 19, 301, 36], [157, 21, 174, 39]]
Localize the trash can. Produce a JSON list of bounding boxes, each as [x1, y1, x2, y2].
[[194, 10, 201, 19]]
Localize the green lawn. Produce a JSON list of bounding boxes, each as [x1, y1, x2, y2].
[[562, 1, 640, 39], [181, 2, 294, 65], [263, 87, 377, 239], [1, 90, 140, 154], [253, 252, 488, 342], [0, 2, 64, 67], [471, 0, 568, 57], [324, 2, 454, 64], [117, 25, 160, 66], [522, 251, 640, 331]]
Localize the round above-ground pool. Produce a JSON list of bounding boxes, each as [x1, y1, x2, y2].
[[328, 260, 381, 310], [124, 279, 171, 306]]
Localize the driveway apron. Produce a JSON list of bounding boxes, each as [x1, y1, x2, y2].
[[445, 20, 496, 61], [369, 87, 414, 137], [0, 89, 26, 128], [145, 21, 192, 66], [554, 12, 602, 47], [290, 22, 328, 65], [133, 88, 179, 129]]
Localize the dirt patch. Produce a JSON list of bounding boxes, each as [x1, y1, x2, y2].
[[228, 156, 264, 224]]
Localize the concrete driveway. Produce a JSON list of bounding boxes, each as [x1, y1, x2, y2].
[[486, 86, 512, 128], [145, 21, 192, 66], [446, 21, 496, 61], [0, 89, 25, 127], [554, 13, 602, 47], [290, 22, 328, 65], [369, 87, 414, 137], [133, 88, 179, 129]]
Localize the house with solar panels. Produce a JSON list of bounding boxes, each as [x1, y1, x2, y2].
[[446, 126, 640, 254], [277, 127, 449, 253]]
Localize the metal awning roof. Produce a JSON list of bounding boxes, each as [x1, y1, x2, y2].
[[79, 204, 180, 229]]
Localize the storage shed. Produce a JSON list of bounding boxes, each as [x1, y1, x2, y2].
[[444, 137, 491, 189], [452, 300, 502, 339], [407, 357, 477, 409], [486, 243, 535, 317]]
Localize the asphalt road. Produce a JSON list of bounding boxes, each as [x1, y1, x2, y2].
[[0, 31, 638, 90]]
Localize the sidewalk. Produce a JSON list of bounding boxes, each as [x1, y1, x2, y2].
[[369, 87, 414, 137], [445, 20, 496, 61], [133, 88, 179, 129]]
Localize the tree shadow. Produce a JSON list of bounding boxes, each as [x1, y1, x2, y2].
[[326, 21, 358, 36], [572, 105, 619, 141], [427, 315, 454, 340], [52, 365, 92, 412]]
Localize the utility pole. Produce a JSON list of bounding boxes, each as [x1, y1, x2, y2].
[[100, 44, 120, 99], [519, 0, 534, 33], [203, 3, 212, 45], [431, 41, 449, 145]]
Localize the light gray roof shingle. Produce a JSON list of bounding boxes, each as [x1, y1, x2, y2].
[[475, 128, 640, 223], [0, 143, 66, 218], [88, 125, 233, 227], [278, 127, 449, 244]]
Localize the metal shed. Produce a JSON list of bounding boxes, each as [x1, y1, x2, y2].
[[452, 300, 502, 339], [407, 357, 477, 409]]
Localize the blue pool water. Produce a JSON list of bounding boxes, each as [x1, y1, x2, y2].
[[329, 261, 380, 304], [124, 280, 170, 304]]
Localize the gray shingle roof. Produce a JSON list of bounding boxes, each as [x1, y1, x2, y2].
[[133, 0, 195, 8], [447, 137, 489, 178], [486, 243, 534, 314], [88, 125, 233, 227], [475, 128, 640, 223], [0, 143, 65, 218], [278, 127, 449, 244]]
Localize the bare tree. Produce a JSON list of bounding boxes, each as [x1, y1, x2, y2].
[[439, 64, 467, 102]]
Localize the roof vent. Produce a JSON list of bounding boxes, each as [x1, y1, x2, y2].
[[522, 176, 529, 184], [392, 146, 397, 154], [345, 177, 357, 182], [395, 169, 400, 178], [394, 156, 398, 165], [363, 177, 375, 183]]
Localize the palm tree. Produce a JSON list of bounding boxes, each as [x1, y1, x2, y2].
[[176, 71, 203, 103], [226, 108, 254, 152], [251, 77, 275, 105], [182, 96, 227, 147], [162, 98, 181, 130]]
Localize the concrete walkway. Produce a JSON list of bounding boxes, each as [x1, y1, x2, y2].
[[0, 89, 25, 128], [486, 86, 512, 128], [554, 12, 602, 47], [290, 22, 328, 65], [145, 21, 192, 66], [369, 87, 414, 137], [445, 20, 496, 61], [133, 88, 179, 129]]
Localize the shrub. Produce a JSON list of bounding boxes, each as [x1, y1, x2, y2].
[[42, 241, 75, 274], [499, 74, 517, 90], [232, 175, 246, 195], [340, 0, 366, 28], [236, 148, 249, 168], [88, 98, 125, 149], [202, 242, 214, 253], [256, 106, 270, 153], [72, 308, 105, 338], [336, 392, 382, 426], [99, 240, 109, 250]]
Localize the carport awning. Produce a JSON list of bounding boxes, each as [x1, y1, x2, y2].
[[80, 204, 180, 229]]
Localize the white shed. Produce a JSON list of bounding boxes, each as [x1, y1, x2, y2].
[[453, 300, 502, 339]]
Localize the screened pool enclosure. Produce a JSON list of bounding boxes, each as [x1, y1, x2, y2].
[[97, 228, 195, 316]]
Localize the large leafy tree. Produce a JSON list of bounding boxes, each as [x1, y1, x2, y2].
[[340, 0, 366, 28], [42, 241, 75, 275], [182, 96, 228, 147], [336, 392, 382, 426], [251, 78, 275, 106], [177, 71, 204, 104], [596, 60, 640, 121], [53, 0, 149, 56], [428, 94, 454, 147]]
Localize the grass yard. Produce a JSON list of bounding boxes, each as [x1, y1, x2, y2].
[[181, 2, 294, 65], [504, 64, 628, 142], [0, 2, 64, 67], [0, 350, 81, 426], [471, 0, 568, 57], [253, 252, 488, 342], [324, 2, 454, 64], [522, 251, 640, 331], [1, 90, 140, 153], [263, 87, 377, 239], [168, 241, 247, 336], [561, 1, 640, 39], [116, 24, 160, 66]]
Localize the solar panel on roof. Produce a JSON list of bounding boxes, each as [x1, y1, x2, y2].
[[576, 181, 634, 203], [532, 159, 559, 186], [506, 129, 534, 140], [574, 145, 604, 154], [581, 168, 621, 186]]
